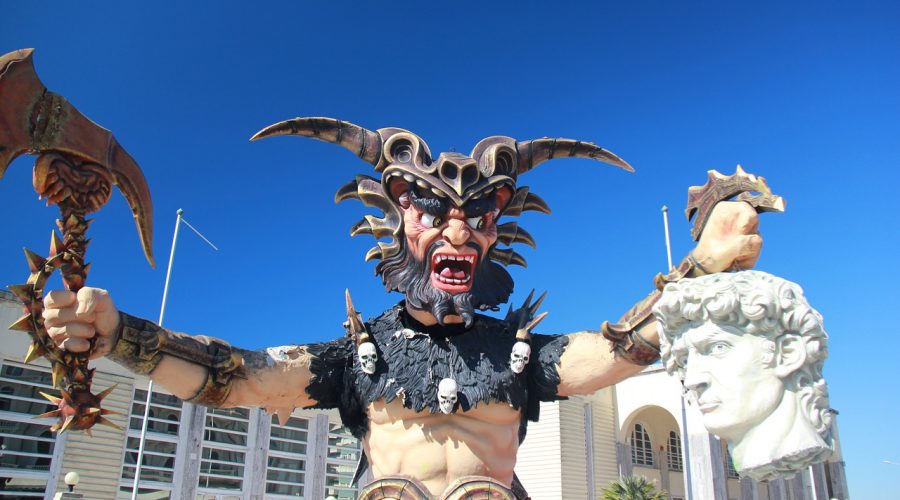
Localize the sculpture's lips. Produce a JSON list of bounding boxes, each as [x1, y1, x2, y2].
[[698, 400, 720, 413], [430, 252, 476, 293]]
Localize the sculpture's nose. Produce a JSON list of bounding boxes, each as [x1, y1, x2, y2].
[[442, 218, 471, 246], [683, 358, 710, 393]]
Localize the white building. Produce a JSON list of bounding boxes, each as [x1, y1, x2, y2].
[[0, 291, 848, 499]]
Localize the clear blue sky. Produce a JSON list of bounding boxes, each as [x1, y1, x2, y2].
[[3, 2, 899, 497]]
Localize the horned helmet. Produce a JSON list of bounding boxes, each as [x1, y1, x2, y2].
[[251, 117, 633, 270]]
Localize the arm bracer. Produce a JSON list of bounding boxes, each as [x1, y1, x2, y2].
[[107, 312, 245, 406], [601, 252, 709, 365]]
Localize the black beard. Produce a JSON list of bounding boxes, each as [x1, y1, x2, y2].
[[376, 242, 514, 327]]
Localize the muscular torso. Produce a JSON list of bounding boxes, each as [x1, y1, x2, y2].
[[301, 303, 569, 495], [366, 400, 521, 494]]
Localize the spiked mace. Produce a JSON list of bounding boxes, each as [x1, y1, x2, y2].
[[2, 49, 154, 432]]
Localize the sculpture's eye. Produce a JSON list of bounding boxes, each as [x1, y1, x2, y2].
[[421, 213, 443, 228], [708, 341, 731, 356], [466, 216, 484, 230]]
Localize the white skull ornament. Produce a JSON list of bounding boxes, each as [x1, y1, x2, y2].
[[437, 378, 459, 414], [510, 341, 531, 374], [357, 342, 378, 375]]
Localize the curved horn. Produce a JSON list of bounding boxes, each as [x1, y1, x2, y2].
[[516, 138, 634, 175], [250, 117, 384, 167]]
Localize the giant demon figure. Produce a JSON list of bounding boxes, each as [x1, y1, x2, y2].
[[5, 49, 772, 500]]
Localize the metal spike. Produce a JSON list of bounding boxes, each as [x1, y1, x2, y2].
[[512, 225, 536, 248], [24, 341, 46, 363], [334, 179, 361, 203], [508, 250, 527, 267], [7, 284, 33, 303], [34, 409, 62, 419], [525, 311, 549, 332], [49, 230, 65, 256], [364, 246, 383, 262], [496, 222, 517, 246], [497, 222, 536, 248], [9, 314, 35, 332], [521, 289, 536, 310], [97, 416, 123, 430], [350, 218, 373, 237], [65, 214, 80, 230], [39, 391, 62, 405], [345, 289, 365, 334], [23, 248, 46, 272], [490, 248, 527, 267], [85, 407, 101, 415], [52, 364, 66, 389], [529, 291, 548, 316], [58, 415, 76, 434], [502, 187, 530, 217], [100, 408, 119, 416], [364, 216, 395, 239], [96, 383, 118, 401], [522, 192, 551, 214]]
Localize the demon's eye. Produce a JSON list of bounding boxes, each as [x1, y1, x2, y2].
[[466, 216, 484, 230], [421, 213, 443, 228]]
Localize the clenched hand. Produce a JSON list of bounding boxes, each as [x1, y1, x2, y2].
[[43, 287, 120, 359], [692, 201, 763, 273]]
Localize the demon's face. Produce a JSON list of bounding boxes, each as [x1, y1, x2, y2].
[[401, 189, 500, 295], [376, 184, 515, 326]]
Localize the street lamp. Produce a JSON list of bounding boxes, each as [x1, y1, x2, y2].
[[64, 471, 80, 492]]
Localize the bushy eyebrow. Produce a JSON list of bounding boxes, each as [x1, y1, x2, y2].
[[462, 197, 496, 217], [409, 189, 449, 216]]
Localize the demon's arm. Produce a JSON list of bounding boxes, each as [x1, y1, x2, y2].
[[42, 289, 335, 418], [555, 199, 765, 396], [113, 312, 331, 416]]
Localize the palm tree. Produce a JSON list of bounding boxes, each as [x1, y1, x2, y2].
[[600, 475, 668, 500]]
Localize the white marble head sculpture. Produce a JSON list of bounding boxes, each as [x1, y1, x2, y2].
[[653, 271, 833, 481]]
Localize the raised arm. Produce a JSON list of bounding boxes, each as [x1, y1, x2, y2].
[[556, 200, 763, 396], [42, 289, 325, 416]]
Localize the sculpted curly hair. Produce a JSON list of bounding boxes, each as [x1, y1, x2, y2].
[[653, 271, 833, 446]]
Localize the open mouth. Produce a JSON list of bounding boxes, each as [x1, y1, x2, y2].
[[431, 253, 476, 291]]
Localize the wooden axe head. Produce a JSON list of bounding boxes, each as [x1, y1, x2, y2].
[[0, 48, 154, 266]]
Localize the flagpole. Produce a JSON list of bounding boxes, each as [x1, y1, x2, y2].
[[131, 209, 183, 499], [662, 206, 694, 500]]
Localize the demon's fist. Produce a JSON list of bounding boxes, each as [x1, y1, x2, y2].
[[43, 287, 120, 359], [692, 201, 763, 273]]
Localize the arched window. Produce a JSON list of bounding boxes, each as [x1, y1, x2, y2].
[[631, 423, 654, 466], [667, 430, 683, 471]]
